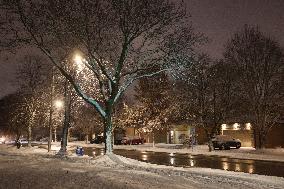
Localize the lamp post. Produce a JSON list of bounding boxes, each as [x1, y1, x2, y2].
[[48, 67, 54, 152], [54, 100, 64, 142], [59, 53, 85, 154], [48, 66, 64, 152], [59, 64, 74, 154]]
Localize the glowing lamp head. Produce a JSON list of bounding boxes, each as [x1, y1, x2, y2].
[[74, 54, 83, 64], [221, 124, 227, 130], [54, 100, 64, 109], [73, 54, 84, 71], [233, 123, 240, 130], [246, 123, 251, 130]]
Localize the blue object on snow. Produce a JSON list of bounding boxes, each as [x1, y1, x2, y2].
[[75, 146, 84, 156]]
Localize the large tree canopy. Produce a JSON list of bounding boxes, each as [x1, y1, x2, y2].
[[1, 0, 202, 153]]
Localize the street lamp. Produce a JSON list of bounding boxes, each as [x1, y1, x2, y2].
[[73, 54, 84, 71], [54, 100, 64, 109], [53, 99, 63, 143], [74, 54, 83, 64]]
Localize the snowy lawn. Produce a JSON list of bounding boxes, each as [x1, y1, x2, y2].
[[1, 143, 284, 189]]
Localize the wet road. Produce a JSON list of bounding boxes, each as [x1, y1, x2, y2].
[[84, 147, 284, 177]]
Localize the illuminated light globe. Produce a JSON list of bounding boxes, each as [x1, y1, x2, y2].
[[54, 100, 64, 109], [73, 54, 84, 71]]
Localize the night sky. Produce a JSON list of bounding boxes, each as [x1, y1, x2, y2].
[[0, 0, 284, 98]]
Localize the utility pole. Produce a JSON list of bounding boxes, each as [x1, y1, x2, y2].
[[48, 67, 54, 152]]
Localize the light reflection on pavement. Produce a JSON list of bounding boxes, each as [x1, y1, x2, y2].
[[83, 147, 284, 177]]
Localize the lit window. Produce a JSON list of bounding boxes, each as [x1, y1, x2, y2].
[[170, 158, 174, 165], [246, 123, 251, 130], [233, 123, 240, 130]]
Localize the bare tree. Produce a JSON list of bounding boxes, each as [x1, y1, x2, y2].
[[172, 55, 238, 151], [0, 93, 27, 142], [72, 103, 104, 143], [1, 0, 202, 154], [16, 55, 51, 147], [224, 25, 284, 149], [120, 72, 172, 146]]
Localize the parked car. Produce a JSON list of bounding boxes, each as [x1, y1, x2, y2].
[[212, 135, 241, 150], [18, 138, 28, 144], [5, 140, 15, 145], [114, 139, 123, 145], [69, 137, 79, 142], [121, 136, 145, 145], [90, 136, 105, 144], [38, 137, 49, 142], [0, 137, 6, 144]]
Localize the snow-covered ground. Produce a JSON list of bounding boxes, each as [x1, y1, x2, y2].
[[0, 143, 284, 189]]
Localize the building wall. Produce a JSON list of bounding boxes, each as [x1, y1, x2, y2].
[[195, 126, 208, 144], [121, 122, 283, 148], [124, 128, 167, 143], [169, 124, 197, 144], [265, 123, 284, 148], [221, 122, 284, 148], [125, 128, 135, 136]]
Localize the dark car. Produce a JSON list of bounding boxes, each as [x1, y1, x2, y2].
[[212, 135, 241, 150], [90, 136, 105, 144], [121, 136, 145, 145]]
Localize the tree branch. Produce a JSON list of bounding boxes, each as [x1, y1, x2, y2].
[[114, 68, 169, 103], [40, 48, 106, 118]]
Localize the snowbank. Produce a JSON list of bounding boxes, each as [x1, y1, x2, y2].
[[1, 144, 284, 189]]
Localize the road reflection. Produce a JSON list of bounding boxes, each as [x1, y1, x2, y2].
[[83, 148, 284, 177]]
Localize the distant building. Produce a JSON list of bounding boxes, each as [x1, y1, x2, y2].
[[219, 123, 253, 147], [119, 121, 284, 148]]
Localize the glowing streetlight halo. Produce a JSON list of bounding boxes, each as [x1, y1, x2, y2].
[[54, 100, 64, 109], [73, 53, 84, 72], [74, 54, 83, 64]]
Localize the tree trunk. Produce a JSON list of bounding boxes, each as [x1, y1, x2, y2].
[[257, 130, 266, 149], [152, 132, 155, 148], [59, 80, 71, 154], [253, 128, 257, 149], [261, 133, 266, 149], [254, 129, 267, 149], [258, 131, 262, 149], [16, 131, 21, 149], [48, 68, 54, 152], [27, 111, 35, 147], [47, 110, 53, 152], [27, 125, 32, 147], [48, 123, 53, 151], [60, 123, 69, 153], [208, 137, 214, 152], [207, 131, 214, 152], [104, 112, 113, 154], [85, 135, 89, 144], [54, 128, 57, 142]]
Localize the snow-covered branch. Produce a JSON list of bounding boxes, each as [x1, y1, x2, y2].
[[114, 68, 170, 103], [41, 48, 106, 118]]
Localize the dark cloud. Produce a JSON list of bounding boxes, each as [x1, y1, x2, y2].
[[1, 0, 284, 97], [188, 0, 284, 58]]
